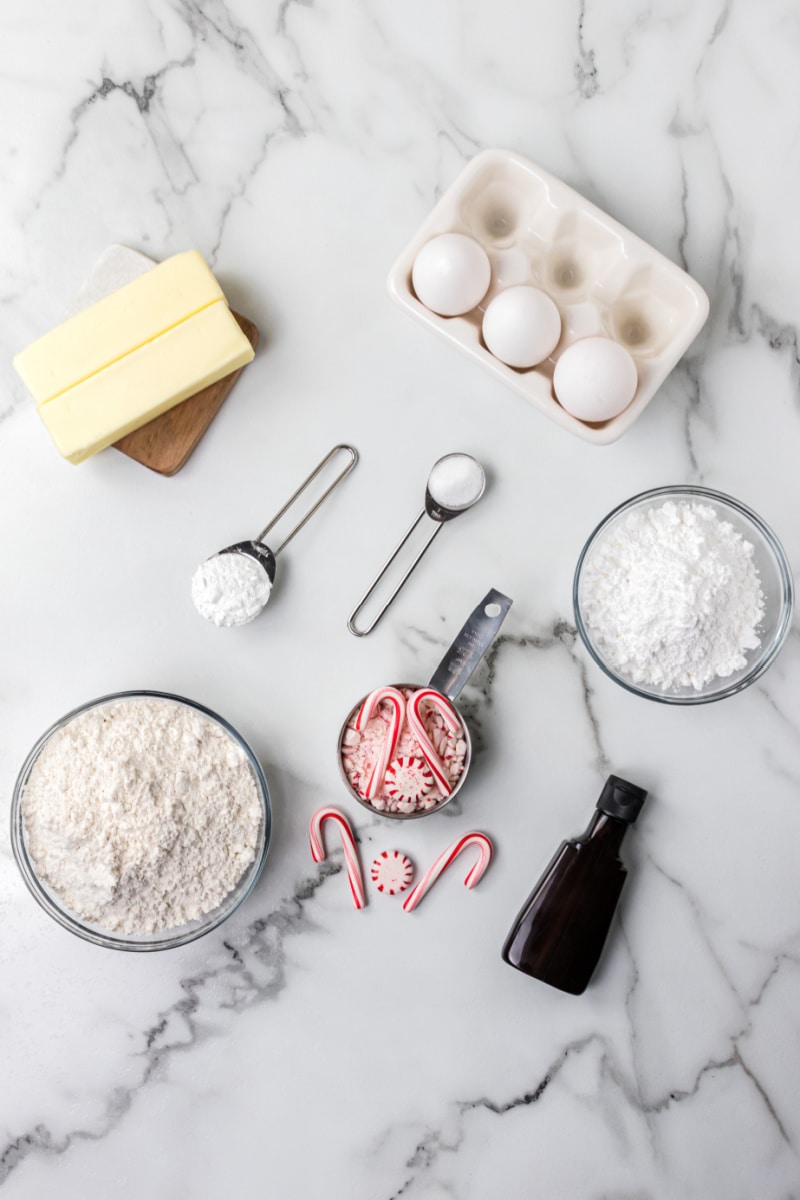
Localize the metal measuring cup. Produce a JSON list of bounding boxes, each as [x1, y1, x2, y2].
[[337, 589, 512, 819]]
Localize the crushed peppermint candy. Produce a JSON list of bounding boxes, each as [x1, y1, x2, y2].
[[341, 685, 468, 814]]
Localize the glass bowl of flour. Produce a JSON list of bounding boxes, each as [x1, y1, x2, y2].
[[573, 486, 793, 704], [10, 691, 271, 950]]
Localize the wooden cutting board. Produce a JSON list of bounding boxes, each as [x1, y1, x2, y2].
[[68, 245, 258, 476], [114, 311, 258, 475]]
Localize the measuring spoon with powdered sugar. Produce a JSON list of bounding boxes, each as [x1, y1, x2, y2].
[[192, 445, 358, 627]]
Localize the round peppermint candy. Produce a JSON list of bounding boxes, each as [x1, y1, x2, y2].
[[370, 850, 414, 895], [385, 756, 434, 803]]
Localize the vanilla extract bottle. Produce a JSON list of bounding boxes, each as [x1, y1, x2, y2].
[[501, 775, 648, 995]]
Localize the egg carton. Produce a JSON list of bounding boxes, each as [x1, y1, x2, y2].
[[387, 148, 709, 445]]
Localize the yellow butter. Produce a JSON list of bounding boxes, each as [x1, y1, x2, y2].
[[39, 301, 254, 464], [14, 250, 225, 404]]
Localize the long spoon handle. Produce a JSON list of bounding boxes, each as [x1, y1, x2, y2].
[[347, 511, 442, 637], [255, 444, 358, 555]]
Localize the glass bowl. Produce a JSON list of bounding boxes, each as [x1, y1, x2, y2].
[[10, 690, 271, 951], [573, 486, 794, 704]]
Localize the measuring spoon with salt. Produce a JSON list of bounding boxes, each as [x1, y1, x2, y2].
[[192, 444, 358, 627], [347, 452, 486, 637]]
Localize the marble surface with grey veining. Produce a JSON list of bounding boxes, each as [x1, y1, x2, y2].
[[2, 1, 800, 1197]]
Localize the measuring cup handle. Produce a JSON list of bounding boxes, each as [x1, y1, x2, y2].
[[347, 512, 442, 637], [427, 589, 513, 700]]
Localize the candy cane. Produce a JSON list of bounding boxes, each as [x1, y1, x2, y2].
[[355, 687, 406, 799], [402, 832, 493, 913], [406, 689, 460, 797], [309, 806, 366, 909], [411, 688, 462, 733]]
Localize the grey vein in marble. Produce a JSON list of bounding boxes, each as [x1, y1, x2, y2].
[[42, 52, 198, 207], [376, 1033, 644, 1199], [575, 0, 601, 100], [618, 855, 797, 1153], [674, 358, 705, 480], [276, 0, 314, 39], [377, 997, 796, 1200], [481, 622, 611, 774], [0, 860, 342, 1187]]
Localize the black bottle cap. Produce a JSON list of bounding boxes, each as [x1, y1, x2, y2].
[[596, 775, 647, 823]]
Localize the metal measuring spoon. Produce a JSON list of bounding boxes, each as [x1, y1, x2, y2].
[[192, 445, 358, 627], [347, 452, 486, 636]]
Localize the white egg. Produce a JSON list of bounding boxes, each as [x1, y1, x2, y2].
[[553, 336, 638, 422], [481, 286, 561, 368], [411, 233, 491, 317]]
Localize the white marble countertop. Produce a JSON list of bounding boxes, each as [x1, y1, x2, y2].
[[2, 2, 800, 1197]]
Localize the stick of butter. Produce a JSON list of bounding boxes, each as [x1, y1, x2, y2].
[[12, 249, 255, 464], [37, 301, 254, 464], [14, 250, 226, 404]]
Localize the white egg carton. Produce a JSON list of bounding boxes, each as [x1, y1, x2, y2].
[[388, 148, 709, 445]]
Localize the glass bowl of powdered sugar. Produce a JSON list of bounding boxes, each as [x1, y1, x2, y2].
[[10, 691, 271, 950], [573, 486, 793, 704]]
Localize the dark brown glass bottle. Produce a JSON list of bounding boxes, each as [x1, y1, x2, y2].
[[501, 775, 647, 995]]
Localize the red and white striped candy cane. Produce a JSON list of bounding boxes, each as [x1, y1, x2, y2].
[[355, 687, 406, 799], [309, 806, 366, 910], [406, 688, 461, 797], [402, 832, 493, 913]]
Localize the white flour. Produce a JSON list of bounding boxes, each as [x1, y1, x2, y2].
[[192, 551, 272, 626], [22, 697, 262, 934], [580, 500, 765, 691]]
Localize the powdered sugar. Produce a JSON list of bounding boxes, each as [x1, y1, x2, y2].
[[192, 552, 272, 627], [22, 697, 263, 934], [580, 500, 765, 691]]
